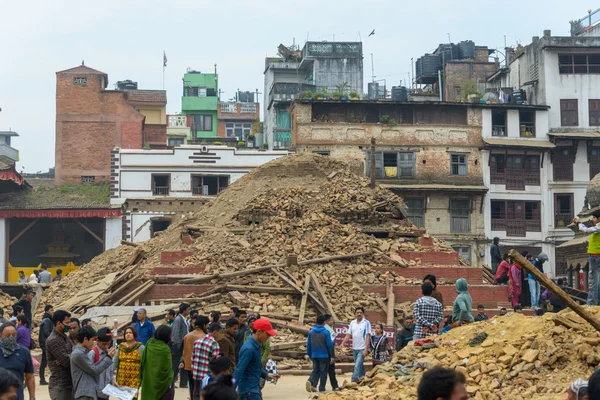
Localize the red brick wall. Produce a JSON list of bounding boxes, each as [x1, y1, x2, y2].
[[144, 124, 167, 144], [216, 103, 260, 139], [372, 267, 483, 283], [55, 70, 144, 184]]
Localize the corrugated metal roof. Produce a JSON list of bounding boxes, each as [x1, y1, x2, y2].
[[125, 90, 167, 104], [483, 138, 556, 148], [548, 132, 600, 138]]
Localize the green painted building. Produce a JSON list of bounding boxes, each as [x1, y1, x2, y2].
[[182, 71, 218, 138]]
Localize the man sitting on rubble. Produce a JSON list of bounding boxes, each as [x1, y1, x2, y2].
[[413, 283, 443, 340], [395, 316, 414, 351]]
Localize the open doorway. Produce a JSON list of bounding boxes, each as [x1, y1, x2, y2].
[[150, 218, 171, 237]]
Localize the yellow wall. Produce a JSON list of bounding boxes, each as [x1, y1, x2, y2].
[[7, 262, 79, 283], [136, 105, 166, 124]]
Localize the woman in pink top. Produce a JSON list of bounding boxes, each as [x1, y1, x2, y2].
[[508, 262, 522, 307]]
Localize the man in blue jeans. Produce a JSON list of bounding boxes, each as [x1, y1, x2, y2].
[[340, 307, 371, 383], [575, 212, 600, 305], [306, 315, 334, 392], [528, 253, 548, 309]]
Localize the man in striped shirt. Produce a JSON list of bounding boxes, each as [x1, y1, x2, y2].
[[191, 323, 221, 400]]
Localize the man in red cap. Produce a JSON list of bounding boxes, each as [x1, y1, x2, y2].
[[234, 318, 280, 399]]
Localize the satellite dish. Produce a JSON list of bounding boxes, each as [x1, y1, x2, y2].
[[482, 92, 498, 102]]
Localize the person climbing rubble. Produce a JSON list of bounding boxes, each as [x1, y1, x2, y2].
[[452, 278, 473, 327]]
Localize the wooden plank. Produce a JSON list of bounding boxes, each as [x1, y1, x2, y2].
[[387, 283, 395, 326], [273, 268, 305, 294], [180, 266, 274, 284], [309, 273, 339, 322], [114, 281, 154, 307], [178, 274, 220, 284], [102, 248, 143, 293], [298, 251, 373, 267], [270, 341, 306, 351], [269, 318, 310, 335], [509, 249, 600, 332], [373, 248, 408, 268], [120, 240, 141, 247], [375, 297, 388, 315], [225, 285, 298, 295], [9, 219, 38, 246], [298, 275, 311, 326], [98, 273, 142, 306], [74, 219, 104, 244]]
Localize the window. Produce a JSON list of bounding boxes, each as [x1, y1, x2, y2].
[[450, 154, 468, 176], [226, 123, 252, 140], [452, 246, 471, 264], [167, 138, 185, 146], [152, 174, 170, 195], [151, 218, 171, 237], [405, 197, 425, 228], [366, 151, 416, 179], [559, 54, 600, 74], [491, 200, 541, 236], [191, 175, 229, 196], [191, 114, 213, 133], [450, 198, 470, 233], [491, 110, 507, 136], [553, 148, 574, 181], [81, 176, 95, 183], [490, 154, 540, 189], [555, 193, 574, 228], [590, 100, 600, 126], [73, 77, 87, 86], [589, 147, 600, 178], [185, 87, 212, 97], [312, 151, 330, 156], [560, 99, 578, 126], [519, 110, 535, 137]]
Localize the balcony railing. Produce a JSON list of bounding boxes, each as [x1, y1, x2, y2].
[[153, 186, 169, 195], [168, 115, 187, 127], [274, 130, 291, 149], [555, 212, 573, 228], [220, 103, 237, 113], [520, 123, 536, 137], [240, 103, 257, 114], [492, 125, 507, 137]]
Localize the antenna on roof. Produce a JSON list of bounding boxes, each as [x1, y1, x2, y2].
[[82, 60, 85, 66]]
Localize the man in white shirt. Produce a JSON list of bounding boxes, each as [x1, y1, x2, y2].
[[340, 307, 371, 382]]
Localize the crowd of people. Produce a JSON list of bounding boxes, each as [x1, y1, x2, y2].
[[0, 302, 281, 400], [17, 266, 63, 285]]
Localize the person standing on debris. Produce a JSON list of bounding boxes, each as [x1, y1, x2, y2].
[[340, 307, 371, 383], [182, 316, 209, 399], [165, 310, 175, 327], [0, 322, 35, 400], [417, 367, 468, 400], [39, 265, 52, 284], [87, 327, 117, 400], [234, 310, 248, 359], [414, 283, 443, 340], [234, 318, 280, 400], [113, 326, 144, 394], [528, 253, 549, 309], [46, 310, 73, 400], [474, 305, 488, 322], [452, 278, 474, 326], [217, 319, 239, 372], [191, 323, 221, 400], [13, 290, 33, 329], [368, 323, 393, 367], [39, 304, 54, 385], [133, 308, 155, 345], [495, 254, 511, 284], [140, 325, 174, 400], [575, 213, 600, 306], [395, 316, 414, 351], [322, 314, 339, 391], [70, 326, 115, 400], [17, 271, 26, 284], [490, 237, 502, 274], [170, 303, 191, 386], [423, 274, 443, 307], [306, 315, 334, 393], [508, 257, 522, 308], [53, 269, 63, 283]]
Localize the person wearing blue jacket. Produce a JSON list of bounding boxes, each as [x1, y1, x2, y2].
[[306, 315, 334, 393]]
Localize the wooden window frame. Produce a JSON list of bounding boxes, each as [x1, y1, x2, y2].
[[553, 147, 574, 182], [449, 198, 471, 233], [559, 54, 600, 74], [560, 99, 579, 126], [554, 193, 574, 228], [191, 174, 230, 196], [490, 200, 541, 236], [405, 197, 426, 229], [151, 173, 171, 196], [450, 153, 468, 176], [590, 99, 600, 126]]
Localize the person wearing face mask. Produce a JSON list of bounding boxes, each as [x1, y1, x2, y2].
[[46, 310, 73, 400], [0, 323, 35, 400], [70, 326, 115, 400]]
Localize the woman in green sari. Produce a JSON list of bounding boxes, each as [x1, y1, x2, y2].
[[140, 325, 174, 400]]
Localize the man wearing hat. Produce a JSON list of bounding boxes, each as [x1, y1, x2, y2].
[[528, 253, 548, 310], [234, 318, 280, 399]]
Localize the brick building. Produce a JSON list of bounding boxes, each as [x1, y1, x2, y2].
[[217, 97, 260, 142], [55, 63, 166, 184], [443, 46, 499, 101], [290, 100, 489, 264]]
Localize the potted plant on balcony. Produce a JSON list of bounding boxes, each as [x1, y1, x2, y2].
[[336, 82, 349, 101], [331, 91, 342, 101], [349, 90, 360, 101], [247, 134, 256, 147], [237, 140, 246, 148], [299, 90, 313, 100], [321, 88, 329, 100], [262, 143, 269, 150]]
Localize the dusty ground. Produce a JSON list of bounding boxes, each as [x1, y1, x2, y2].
[[30, 373, 350, 400]]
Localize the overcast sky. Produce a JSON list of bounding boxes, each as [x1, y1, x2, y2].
[[0, 0, 594, 173]]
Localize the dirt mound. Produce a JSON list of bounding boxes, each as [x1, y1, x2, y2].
[[324, 309, 600, 400]]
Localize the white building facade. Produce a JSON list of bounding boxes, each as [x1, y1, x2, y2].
[[111, 145, 287, 242]]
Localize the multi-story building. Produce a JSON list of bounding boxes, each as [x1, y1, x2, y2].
[[291, 99, 492, 264], [182, 70, 219, 140], [218, 91, 260, 143], [264, 42, 363, 150], [486, 29, 600, 276], [55, 63, 166, 184], [110, 145, 287, 242]]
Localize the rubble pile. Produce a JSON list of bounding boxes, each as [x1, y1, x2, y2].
[[36, 154, 471, 328], [323, 309, 600, 400]]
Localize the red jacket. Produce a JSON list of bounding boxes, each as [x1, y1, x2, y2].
[[495, 260, 510, 280]]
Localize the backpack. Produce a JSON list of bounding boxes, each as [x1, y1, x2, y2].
[[93, 346, 100, 363]]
